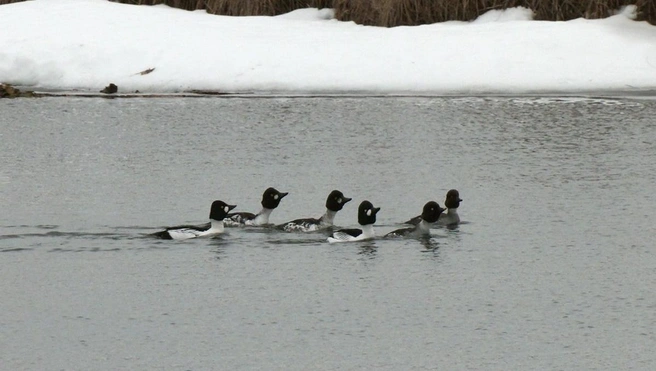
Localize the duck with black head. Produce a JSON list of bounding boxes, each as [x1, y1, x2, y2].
[[151, 200, 236, 240], [224, 187, 289, 227], [403, 189, 462, 226], [278, 190, 352, 232], [436, 189, 462, 226], [386, 201, 444, 238], [327, 200, 380, 243]]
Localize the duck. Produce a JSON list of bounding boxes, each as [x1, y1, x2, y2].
[[278, 190, 352, 232], [151, 200, 236, 240], [327, 200, 380, 243], [224, 187, 288, 226], [403, 189, 462, 226], [385, 201, 444, 238], [436, 189, 462, 226]]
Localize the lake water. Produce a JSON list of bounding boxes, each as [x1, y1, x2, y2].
[[1, 96, 655, 370]]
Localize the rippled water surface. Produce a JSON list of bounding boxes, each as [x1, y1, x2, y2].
[[1, 96, 655, 370]]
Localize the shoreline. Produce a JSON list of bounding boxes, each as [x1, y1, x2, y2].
[[18, 88, 656, 100], [2, 3, 654, 100]]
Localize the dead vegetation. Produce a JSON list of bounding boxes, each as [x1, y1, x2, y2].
[[1, 0, 654, 25], [0, 83, 35, 98]]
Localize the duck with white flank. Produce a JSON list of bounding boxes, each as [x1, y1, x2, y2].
[[437, 189, 462, 226], [278, 190, 352, 232], [404, 189, 462, 226], [224, 187, 289, 227], [385, 201, 444, 238], [152, 200, 236, 240], [327, 200, 380, 243]]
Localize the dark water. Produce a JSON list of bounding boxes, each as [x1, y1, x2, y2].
[[1, 96, 655, 370]]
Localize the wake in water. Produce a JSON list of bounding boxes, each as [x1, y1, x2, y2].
[[0, 222, 463, 253], [0, 225, 177, 252]]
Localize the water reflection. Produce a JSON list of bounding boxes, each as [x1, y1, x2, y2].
[[209, 238, 229, 259], [419, 236, 441, 252], [1, 97, 655, 370], [357, 241, 378, 258]]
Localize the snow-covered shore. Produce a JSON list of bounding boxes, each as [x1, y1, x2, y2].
[[1, 0, 655, 95]]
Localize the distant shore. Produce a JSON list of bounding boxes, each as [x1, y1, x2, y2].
[[1, 0, 655, 26], [5, 84, 656, 100], [1, 1, 654, 95]]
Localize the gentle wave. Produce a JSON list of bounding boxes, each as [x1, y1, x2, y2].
[[509, 97, 645, 106], [0, 230, 146, 240], [0, 247, 34, 253], [0, 224, 461, 253], [2, 224, 59, 229]]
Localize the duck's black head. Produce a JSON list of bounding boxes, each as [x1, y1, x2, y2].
[[209, 200, 237, 221], [261, 187, 289, 209], [421, 201, 445, 223], [444, 189, 462, 209], [357, 200, 380, 226], [326, 190, 352, 212]]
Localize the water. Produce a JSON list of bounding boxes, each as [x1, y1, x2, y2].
[[1, 96, 655, 370]]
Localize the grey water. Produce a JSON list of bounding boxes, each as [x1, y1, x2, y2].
[[1, 96, 655, 370]]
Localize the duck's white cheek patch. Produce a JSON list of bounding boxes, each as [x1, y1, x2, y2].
[[274, 195, 279, 200], [224, 206, 229, 213], [366, 210, 372, 216], [337, 198, 342, 203]]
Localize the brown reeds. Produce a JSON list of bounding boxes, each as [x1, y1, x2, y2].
[[203, 0, 333, 16], [103, 0, 333, 14], [333, 0, 656, 25], [1, 0, 654, 25]]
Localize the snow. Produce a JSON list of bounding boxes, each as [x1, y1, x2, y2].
[[0, 0, 655, 94]]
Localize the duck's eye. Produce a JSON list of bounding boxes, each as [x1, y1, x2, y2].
[[366, 209, 372, 216]]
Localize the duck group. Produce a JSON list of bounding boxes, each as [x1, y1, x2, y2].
[[152, 188, 463, 242]]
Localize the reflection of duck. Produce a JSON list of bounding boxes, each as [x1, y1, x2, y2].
[[403, 189, 462, 226], [278, 190, 352, 232], [385, 201, 444, 238], [327, 201, 380, 243], [224, 187, 288, 226], [419, 236, 441, 252], [152, 200, 236, 240]]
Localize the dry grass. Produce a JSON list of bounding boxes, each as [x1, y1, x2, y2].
[[1, 0, 654, 25], [334, 0, 656, 25], [203, 0, 333, 16], [103, 0, 333, 14]]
